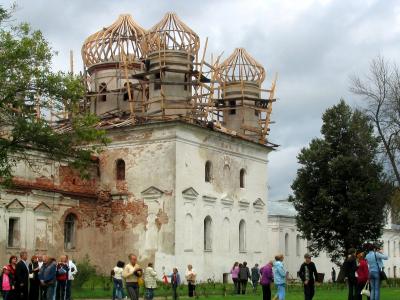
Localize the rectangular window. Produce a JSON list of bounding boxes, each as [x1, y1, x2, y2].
[[229, 100, 236, 115], [8, 218, 20, 248]]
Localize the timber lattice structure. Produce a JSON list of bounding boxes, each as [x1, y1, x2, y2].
[[59, 12, 278, 147]]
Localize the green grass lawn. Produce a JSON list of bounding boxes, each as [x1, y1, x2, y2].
[[73, 285, 400, 299]]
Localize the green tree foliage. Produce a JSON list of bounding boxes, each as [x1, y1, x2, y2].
[[290, 100, 391, 264], [0, 5, 107, 184]]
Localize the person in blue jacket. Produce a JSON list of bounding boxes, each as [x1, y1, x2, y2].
[[365, 243, 388, 300], [272, 254, 286, 300], [168, 268, 180, 300], [38, 256, 57, 300]]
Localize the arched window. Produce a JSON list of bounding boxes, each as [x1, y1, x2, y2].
[[64, 214, 77, 250], [223, 164, 230, 189], [116, 159, 125, 180], [204, 216, 212, 251], [184, 214, 193, 251], [296, 235, 301, 257], [387, 240, 390, 256], [240, 169, 246, 188], [223, 218, 230, 251], [184, 73, 189, 91], [285, 233, 289, 256], [255, 220, 262, 252], [205, 161, 212, 182], [239, 219, 246, 252], [99, 82, 107, 102]]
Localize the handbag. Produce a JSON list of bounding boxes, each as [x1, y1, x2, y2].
[[361, 282, 370, 297], [374, 252, 387, 281]]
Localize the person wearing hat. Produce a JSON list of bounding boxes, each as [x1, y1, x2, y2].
[[298, 253, 318, 300], [1, 265, 16, 300]]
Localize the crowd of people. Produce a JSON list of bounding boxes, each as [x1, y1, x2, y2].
[[109, 254, 197, 300], [0, 252, 77, 300], [229, 243, 388, 300], [343, 243, 388, 300], [1, 243, 388, 300]]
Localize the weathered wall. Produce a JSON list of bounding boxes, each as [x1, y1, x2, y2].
[[0, 122, 273, 279], [170, 123, 270, 281]]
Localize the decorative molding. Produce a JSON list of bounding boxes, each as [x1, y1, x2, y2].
[[33, 202, 52, 214], [202, 195, 217, 204], [141, 186, 164, 201], [253, 198, 265, 210], [221, 197, 234, 207], [238, 199, 250, 210], [182, 187, 199, 201], [6, 199, 25, 212]]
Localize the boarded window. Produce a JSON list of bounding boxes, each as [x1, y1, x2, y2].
[[184, 214, 193, 251], [35, 219, 48, 250], [240, 169, 246, 188], [285, 233, 289, 256], [116, 159, 125, 180], [8, 218, 20, 248], [205, 161, 212, 182], [296, 235, 301, 257], [239, 220, 246, 252], [64, 214, 76, 250], [223, 218, 230, 251], [204, 216, 212, 251], [99, 82, 107, 102]]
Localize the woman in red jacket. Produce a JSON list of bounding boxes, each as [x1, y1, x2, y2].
[[356, 251, 369, 300]]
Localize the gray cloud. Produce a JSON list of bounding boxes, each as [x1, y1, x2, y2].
[[8, 0, 400, 200]]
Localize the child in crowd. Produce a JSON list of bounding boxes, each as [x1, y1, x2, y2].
[[1, 266, 15, 300]]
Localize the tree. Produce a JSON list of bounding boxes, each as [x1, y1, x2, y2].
[[351, 56, 400, 187], [0, 5, 107, 185], [289, 100, 391, 264]]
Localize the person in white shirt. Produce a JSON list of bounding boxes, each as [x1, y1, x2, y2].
[[65, 255, 78, 300], [185, 265, 196, 297], [112, 261, 125, 300]]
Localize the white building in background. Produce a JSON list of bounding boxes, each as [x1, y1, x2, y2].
[[268, 199, 400, 280]]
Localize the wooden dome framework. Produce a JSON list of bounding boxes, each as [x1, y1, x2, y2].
[[81, 14, 146, 67], [218, 48, 265, 83], [72, 13, 278, 147], [144, 12, 200, 54], [213, 48, 276, 144]]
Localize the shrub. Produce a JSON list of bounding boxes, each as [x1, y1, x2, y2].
[[74, 254, 97, 289]]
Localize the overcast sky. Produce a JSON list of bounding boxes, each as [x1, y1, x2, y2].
[[7, 0, 400, 200]]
